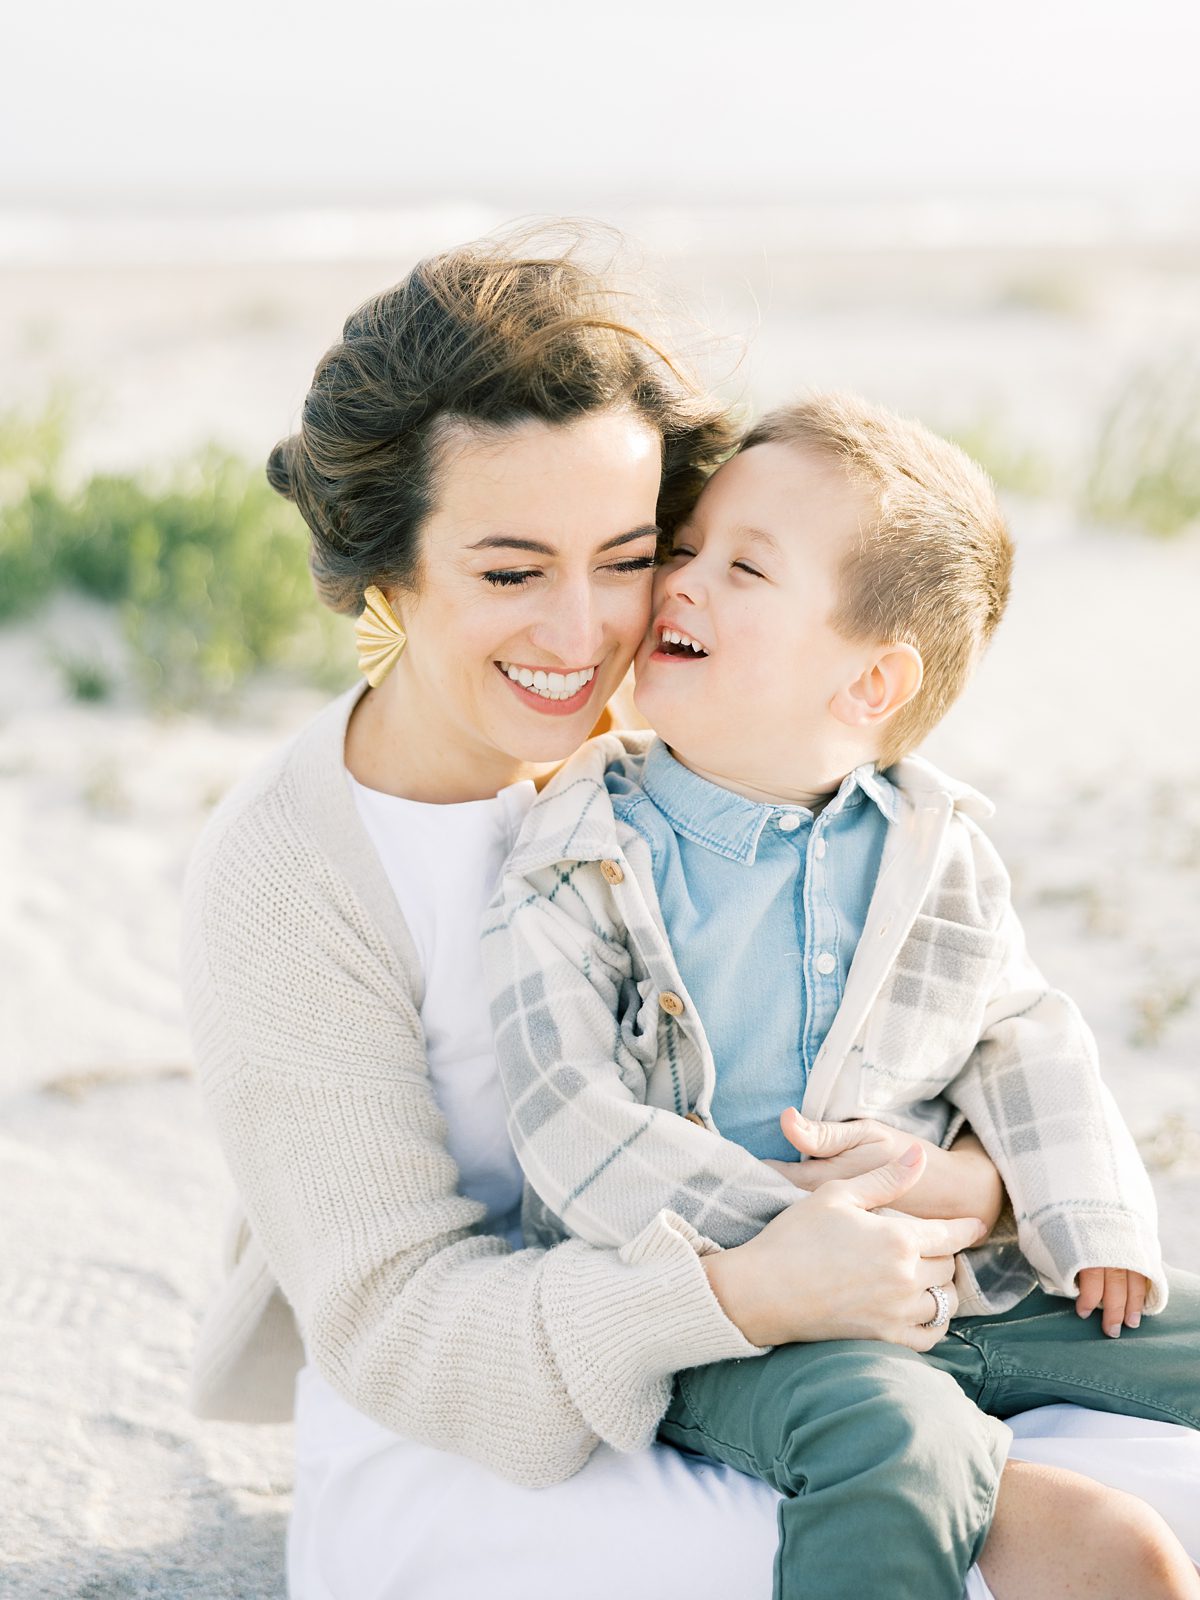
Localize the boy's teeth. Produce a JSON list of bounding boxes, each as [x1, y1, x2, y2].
[[661, 629, 705, 654], [501, 663, 596, 700]]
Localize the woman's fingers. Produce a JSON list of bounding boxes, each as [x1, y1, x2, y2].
[[817, 1141, 928, 1214], [920, 1278, 959, 1322], [919, 1255, 956, 1290], [906, 1212, 989, 1259], [900, 1279, 960, 1350]]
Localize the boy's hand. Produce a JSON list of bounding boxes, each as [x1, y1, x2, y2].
[[1075, 1267, 1149, 1337], [766, 1109, 1006, 1231], [766, 1110, 921, 1188]]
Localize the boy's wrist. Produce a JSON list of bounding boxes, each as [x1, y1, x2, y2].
[[932, 1136, 1005, 1233]]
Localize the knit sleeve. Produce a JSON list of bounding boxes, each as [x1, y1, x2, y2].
[[182, 788, 760, 1488]]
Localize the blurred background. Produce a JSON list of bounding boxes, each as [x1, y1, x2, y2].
[[3, 3, 1199, 1594]]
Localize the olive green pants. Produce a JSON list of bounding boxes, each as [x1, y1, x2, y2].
[[658, 1268, 1200, 1600]]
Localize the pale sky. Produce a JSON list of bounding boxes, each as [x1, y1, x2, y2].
[[7, 0, 1200, 207]]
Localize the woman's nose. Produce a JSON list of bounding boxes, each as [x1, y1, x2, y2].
[[526, 580, 606, 664]]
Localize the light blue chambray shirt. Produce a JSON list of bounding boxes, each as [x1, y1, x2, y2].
[[606, 739, 900, 1163]]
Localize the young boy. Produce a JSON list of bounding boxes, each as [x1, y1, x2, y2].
[[481, 395, 1199, 1599]]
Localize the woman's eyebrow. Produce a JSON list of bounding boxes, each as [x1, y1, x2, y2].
[[466, 525, 660, 556]]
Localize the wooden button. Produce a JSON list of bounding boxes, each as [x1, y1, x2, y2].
[[658, 991, 684, 1017], [599, 859, 625, 885], [684, 1110, 705, 1127]]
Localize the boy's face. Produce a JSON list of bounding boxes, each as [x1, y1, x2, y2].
[[633, 441, 878, 793]]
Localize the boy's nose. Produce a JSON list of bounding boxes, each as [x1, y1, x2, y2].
[[661, 565, 705, 607]]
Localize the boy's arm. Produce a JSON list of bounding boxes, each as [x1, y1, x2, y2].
[[482, 859, 803, 1252], [943, 828, 1167, 1312]]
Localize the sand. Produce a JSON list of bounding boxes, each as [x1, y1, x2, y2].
[[2, 228, 1198, 1597]]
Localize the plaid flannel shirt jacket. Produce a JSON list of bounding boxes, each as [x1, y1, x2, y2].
[[482, 732, 1167, 1319]]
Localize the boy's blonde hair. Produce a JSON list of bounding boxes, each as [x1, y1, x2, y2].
[[741, 393, 1013, 767]]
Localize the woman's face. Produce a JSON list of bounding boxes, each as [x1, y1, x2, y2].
[[389, 409, 663, 770]]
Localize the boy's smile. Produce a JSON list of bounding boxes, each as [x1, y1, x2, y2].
[[650, 620, 710, 659]]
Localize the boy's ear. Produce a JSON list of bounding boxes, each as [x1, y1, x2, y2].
[[831, 644, 924, 730]]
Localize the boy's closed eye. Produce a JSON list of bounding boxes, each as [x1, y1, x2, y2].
[[663, 541, 765, 580]]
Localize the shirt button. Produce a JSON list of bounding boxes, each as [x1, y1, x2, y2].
[[684, 1110, 705, 1127], [815, 952, 837, 976], [814, 838, 827, 860], [658, 991, 685, 1017], [599, 859, 625, 885], [778, 813, 801, 831]]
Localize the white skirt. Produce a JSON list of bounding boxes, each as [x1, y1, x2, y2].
[[289, 1367, 1200, 1600]]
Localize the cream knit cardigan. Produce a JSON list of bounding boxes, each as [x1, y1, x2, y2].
[[180, 684, 761, 1488]]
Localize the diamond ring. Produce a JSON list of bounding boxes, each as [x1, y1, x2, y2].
[[921, 1284, 951, 1329]]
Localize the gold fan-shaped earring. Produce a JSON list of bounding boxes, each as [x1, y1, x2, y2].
[[355, 584, 408, 687]]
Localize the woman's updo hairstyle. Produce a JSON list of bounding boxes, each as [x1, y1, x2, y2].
[[266, 224, 736, 614]]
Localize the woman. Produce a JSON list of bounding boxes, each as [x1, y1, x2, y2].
[[182, 230, 1200, 1600]]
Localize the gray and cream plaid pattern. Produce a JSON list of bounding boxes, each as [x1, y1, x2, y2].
[[483, 733, 1167, 1319]]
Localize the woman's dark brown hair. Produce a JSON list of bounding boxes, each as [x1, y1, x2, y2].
[[267, 226, 736, 614]]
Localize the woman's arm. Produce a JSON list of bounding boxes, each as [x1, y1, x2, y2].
[[700, 1146, 988, 1349], [183, 809, 763, 1489]]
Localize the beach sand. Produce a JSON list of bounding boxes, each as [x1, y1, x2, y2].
[[2, 232, 1198, 1596]]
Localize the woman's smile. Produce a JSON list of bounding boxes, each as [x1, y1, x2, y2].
[[494, 658, 600, 714]]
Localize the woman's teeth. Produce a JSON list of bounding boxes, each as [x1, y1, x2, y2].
[[501, 663, 596, 700], [660, 629, 707, 655]]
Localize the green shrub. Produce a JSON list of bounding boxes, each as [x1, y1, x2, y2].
[[0, 405, 351, 707], [0, 401, 71, 619], [1085, 363, 1200, 538], [947, 413, 1055, 498], [54, 653, 114, 702]]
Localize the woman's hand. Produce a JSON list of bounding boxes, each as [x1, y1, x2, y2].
[[703, 1142, 988, 1351], [764, 1109, 1005, 1233]]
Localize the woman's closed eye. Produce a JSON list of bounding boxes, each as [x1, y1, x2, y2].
[[482, 554, 657, 588], [482, 568, 540, 587]]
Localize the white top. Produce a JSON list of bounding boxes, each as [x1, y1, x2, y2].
[[284, 770, 1199, 1600], [346, 772, 533, 1247], [287, 770, 781, 1599]]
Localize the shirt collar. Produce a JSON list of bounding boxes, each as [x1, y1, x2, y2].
[[640, 739, 899, 864]]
